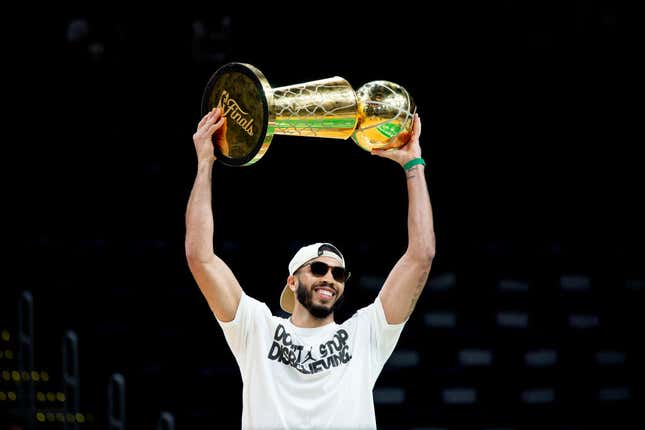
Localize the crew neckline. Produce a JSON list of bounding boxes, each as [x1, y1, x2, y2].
[[285, 317, 339, 336]]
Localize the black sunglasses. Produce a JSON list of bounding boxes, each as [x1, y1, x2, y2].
[[299, 261, 351, 283]]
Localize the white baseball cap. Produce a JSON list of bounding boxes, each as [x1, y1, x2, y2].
[[280, 243, 346, 313]]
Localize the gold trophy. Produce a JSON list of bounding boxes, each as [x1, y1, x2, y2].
[[201, 62, 416, 166]]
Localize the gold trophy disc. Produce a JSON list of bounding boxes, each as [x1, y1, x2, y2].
[[201, 63, 274, 166]]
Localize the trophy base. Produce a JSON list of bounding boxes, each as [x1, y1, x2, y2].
[[201, 63, 275, 167]]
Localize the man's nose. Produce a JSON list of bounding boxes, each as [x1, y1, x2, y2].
[[321, 268, 335, 283]]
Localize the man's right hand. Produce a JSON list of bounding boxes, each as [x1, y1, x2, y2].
[[193, 107, 226, 163]]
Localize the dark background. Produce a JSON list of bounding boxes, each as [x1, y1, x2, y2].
[[3, 3, 641, 429]]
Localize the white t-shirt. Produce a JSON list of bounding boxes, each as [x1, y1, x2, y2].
[[216, 293, 406, 430]]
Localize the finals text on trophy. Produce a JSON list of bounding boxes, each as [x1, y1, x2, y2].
[[201, 62, 416, 167]]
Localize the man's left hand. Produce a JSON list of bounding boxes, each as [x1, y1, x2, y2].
[[370, 113, 422, 167]]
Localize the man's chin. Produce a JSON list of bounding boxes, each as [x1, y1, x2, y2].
[[309, 304, 334, 319], [313, 297, 335, 307]]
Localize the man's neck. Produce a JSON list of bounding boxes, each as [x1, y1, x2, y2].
[[290, 308, 335, 328]]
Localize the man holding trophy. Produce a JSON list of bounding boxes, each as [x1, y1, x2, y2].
[[185, 63, 436, 429]]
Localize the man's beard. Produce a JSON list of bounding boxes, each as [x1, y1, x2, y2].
[[296, 280, 344, 319]]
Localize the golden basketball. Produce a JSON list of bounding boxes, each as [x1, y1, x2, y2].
[[352, 80, 416, 151]]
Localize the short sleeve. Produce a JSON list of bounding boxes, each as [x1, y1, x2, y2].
[[216, 293, 271, 360], [356, 296, 407, 385]]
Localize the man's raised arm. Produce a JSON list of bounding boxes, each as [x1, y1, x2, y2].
[[185, 108, 242, 322], [372, 114, 436, 324]]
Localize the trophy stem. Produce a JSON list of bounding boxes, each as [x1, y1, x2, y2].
[[270, 77, 358, 140]]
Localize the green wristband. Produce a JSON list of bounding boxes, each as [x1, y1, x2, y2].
[[403, 158, 426, 171]]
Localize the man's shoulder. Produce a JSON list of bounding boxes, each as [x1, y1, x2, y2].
[[243, 293, 288, 321], [339, 299, 378, 325]]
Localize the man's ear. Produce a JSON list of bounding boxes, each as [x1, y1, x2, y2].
[[287, 274, 298, 293]]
